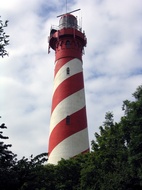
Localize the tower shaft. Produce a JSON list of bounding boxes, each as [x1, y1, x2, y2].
[[48, 14, 89, 164]]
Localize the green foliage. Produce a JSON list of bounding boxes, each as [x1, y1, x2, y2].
[[82, 85, 142, 190], [13, 153, 48, 190], [55, 158, 81, 190], [0, 123, 16, 167], [0, 123, 17, 190], [121, 85, 142, 188], [0, 121, 49, 190], [82, 113, 129, 190], [0, 16, 9, 57]]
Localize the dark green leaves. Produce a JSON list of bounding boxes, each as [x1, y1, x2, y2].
[[0, 17, 9, 57]]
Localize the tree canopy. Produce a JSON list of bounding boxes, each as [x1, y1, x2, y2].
[[83, 85, 142, 190]]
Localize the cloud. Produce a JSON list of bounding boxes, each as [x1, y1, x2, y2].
[[0, 0, 142, 158]]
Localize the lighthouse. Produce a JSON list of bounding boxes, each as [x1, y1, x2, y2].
[[48, 11, 89, 164]]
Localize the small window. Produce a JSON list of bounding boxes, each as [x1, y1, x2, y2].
[[66, 40, 70, 48], [66, 67, 70, 75], [66, 115, 70, 125]]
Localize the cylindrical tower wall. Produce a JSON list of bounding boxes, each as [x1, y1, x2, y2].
[[48, 14, 89, 164]]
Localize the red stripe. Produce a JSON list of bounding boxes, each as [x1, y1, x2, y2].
[[51, 72, 84, 113], [48, 107, 87, 155], [55, 57, 73, 77]]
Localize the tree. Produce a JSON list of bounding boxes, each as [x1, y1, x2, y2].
[[81, 113, 129, 190], [0, 123, 17, 190], [0, 121, 49, 190], [0, 16, 9, 57], [80, 85, 142, 190], [0, 123, 16, 167], [120, 85, 142, 189], [13, 153, 48, 190], [55, 157, 82, 190]]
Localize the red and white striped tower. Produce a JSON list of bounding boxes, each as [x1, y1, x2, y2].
[[48, 12, 89, 164]]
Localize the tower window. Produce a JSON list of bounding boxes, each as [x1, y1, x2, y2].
[[66, 115, 70, 125], [66, 67, 70, 75], [66, 40, 70, 48]]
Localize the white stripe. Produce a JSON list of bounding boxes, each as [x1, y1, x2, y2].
[[53, 58, 83, 93], [48, 128, 89, 165], [49, 89, 85, 134]]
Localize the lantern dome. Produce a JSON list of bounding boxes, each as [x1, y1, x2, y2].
[[59, 14, 78, 29]]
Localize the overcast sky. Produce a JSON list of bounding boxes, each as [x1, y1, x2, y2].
[[0, 0, 142, 159]]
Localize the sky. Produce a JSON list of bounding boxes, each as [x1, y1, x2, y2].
[[0, 0, 142, 159]]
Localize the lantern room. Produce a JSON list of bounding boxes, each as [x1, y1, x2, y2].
[[59, 14, 78, 30]]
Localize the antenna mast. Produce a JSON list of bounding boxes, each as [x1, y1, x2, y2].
[[66, 0, 67, 13]]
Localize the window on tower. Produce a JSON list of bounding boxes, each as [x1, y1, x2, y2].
[[66, 115, 70, 125], [66, 67, 70, 75], [66, 40, 70, 48]]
